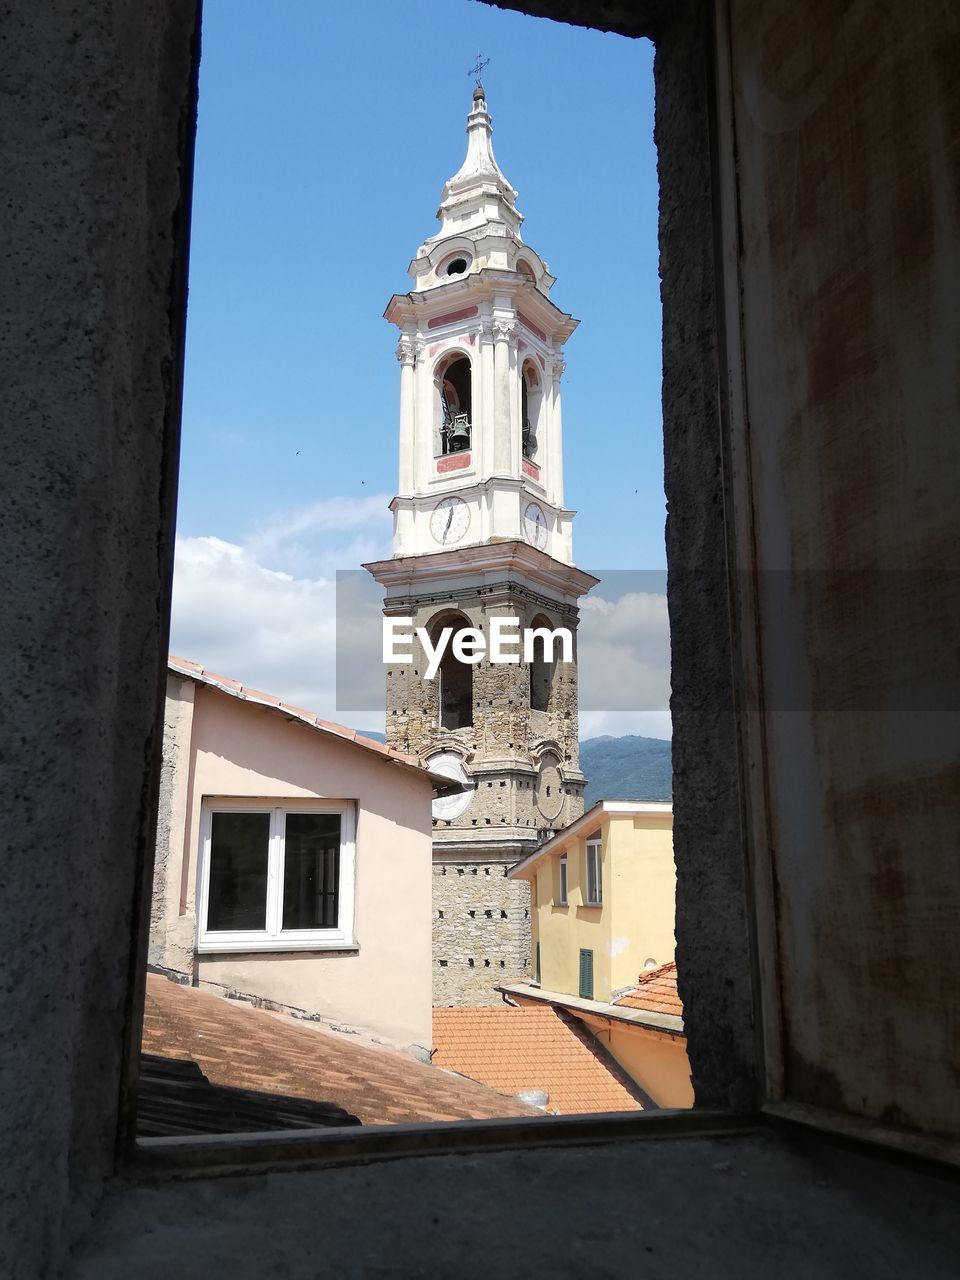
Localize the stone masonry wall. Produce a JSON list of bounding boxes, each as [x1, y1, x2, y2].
[[433, 861, 532, 1005], [383, 581, 584, 1004]]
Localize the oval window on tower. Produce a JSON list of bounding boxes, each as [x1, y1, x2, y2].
[[444, 256, 470, 277]]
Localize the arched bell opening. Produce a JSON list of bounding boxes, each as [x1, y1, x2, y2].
[[428, 609, 474, 731], [528, 612, 556, 713], [435, 353, 473, 456], [521, 359, 543, 462]]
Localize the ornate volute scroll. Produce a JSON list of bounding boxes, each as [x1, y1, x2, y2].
[[396, 335, 418, 366]]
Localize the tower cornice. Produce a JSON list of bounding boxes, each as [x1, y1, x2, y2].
[[384, 271, 578, 344], [363, 540, 598, 603]]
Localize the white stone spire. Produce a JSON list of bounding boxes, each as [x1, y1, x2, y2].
[[435, 84, 521, 240], [382, 81, 579, 565]]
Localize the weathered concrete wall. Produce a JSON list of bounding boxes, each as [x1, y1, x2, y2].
[[656, 0, 761, 1110], [148, 677, 196, 971], [0, 2, 199, 1275], [725, 0, 960, 1134], [66, 1133, 960, 1279]]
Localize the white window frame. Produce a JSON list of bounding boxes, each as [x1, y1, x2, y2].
[[558, 853, 568, 906], [585, 837, 603, 906], [197, 799, 357, 953]]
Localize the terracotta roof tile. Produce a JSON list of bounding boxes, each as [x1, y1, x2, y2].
[[432, 1005, 645, 1115], [167, 655, 418, 767], [142, 974, 538, 1128], [239, 685, 283, 706], [613, 961, 683, 1018], [278, 702, 320, 723]]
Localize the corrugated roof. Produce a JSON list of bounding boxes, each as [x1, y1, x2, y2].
[[432, 1004, 647, 1115], [613, 961, 683, 1019], [141, 974, 539, 1127]]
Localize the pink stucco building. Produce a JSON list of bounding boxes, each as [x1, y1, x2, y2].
[[148, 657, 459, 1052]]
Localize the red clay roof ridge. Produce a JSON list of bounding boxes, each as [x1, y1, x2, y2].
[[167, 653, 417, 765]]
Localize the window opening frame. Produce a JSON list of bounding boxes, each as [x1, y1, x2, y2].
[[584, 836, 603, 906], [114, 1, 768, 1172], [197, 799, 357, 953]]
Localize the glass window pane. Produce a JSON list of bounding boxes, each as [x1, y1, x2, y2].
[[207, 812, 270, 932], [587, 844, 601, 904], [282, 813, 341, 930]]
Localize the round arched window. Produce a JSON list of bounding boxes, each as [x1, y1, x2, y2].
[[445, 257, 469, 276]]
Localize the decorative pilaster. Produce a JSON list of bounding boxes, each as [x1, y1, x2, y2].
[[480, 319, 496, 480], [493, 319, 517, 473], [396, 335, 418, 494], [548, 352, 566, 509]]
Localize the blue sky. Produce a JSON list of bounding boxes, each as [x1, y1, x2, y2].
[[171, 0, 668, 737]]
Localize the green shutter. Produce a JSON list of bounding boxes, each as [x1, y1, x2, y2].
[[579, 948, 594, 1000], [535, 941, 541, 985]]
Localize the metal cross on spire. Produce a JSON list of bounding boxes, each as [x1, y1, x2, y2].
[[469, 51, 490, 87]]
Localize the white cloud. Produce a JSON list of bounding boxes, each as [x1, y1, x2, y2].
[[578, 591, 672, 739], [246, 494, 392, 576], [169, 493, 393, 732], [168, 502, 673, 741]]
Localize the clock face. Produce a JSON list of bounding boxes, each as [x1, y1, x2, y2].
[[523, 502, 548, 549], [430, 496, 470, 546]]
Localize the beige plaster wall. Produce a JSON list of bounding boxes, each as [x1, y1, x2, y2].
[[606, 1024, 692, 1110], [574, 1008, 691, 1108], [150, 677, 434, 1049]]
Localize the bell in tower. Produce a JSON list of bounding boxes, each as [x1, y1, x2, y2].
[[365, 81, 597, 1007]]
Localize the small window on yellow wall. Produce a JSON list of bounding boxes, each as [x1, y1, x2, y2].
[[585, 837, 602, 906], [558, 854, 568, 906]]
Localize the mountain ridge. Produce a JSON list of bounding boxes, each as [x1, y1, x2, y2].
[[356, 730, 673, 809]]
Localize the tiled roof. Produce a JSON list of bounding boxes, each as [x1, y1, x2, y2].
[[432, 1005, 646, 1114], [141, 974, 539, 1127], [614, 961, 683, 1019], [168, 654, 411, 762], [167, 655, 459, 795], [138, 1052, 361, 1136]]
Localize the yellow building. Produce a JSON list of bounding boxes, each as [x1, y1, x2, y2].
[[509, 800, 676, 1003], [506, 801, 692, 1108]]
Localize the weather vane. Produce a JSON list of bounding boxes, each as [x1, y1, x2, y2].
[[469, 51, 490, 87]]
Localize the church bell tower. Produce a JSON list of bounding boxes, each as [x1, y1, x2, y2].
[[365, 83, 596, 1005]]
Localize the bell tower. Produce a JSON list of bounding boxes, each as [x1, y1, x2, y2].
[[365, 83, 596, 1006]]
